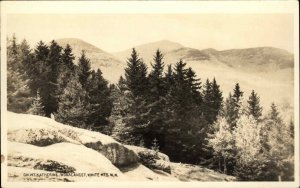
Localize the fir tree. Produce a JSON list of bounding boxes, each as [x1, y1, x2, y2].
[[247, 90, 263, 121], [27, 90, 45, 116]]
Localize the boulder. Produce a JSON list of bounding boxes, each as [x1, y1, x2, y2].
[[125, 145, 171, 174], [7, 141, 125, 181], [7, 112, 138, 167]]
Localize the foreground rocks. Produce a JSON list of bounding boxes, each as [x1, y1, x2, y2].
[[7, 112, 138, 167], [6, 112, 235, 182], [125, 145, 171, 173]]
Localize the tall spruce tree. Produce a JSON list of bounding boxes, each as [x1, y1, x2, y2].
[[147, 49, 166, 146], [247, 90, 263, 122], [123, 48, 150, 145]]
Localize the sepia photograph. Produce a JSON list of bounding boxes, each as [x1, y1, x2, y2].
[[1, 1, 299, 188]]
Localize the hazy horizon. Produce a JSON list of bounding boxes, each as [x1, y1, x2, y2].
[[7, 14, 294, 53]]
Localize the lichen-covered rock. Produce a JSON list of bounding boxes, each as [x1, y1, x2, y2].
[[125, 145, 171, 174]]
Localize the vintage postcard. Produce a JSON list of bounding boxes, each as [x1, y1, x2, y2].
[[1, 1, 299, 188]]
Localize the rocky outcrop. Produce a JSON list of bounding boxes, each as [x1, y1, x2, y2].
[[6, 112, 235, 182], [125, 145, 171, 174], [7, 112, 138, 167]]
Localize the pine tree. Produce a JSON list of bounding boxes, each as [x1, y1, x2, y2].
[[27, 90, 45, 116], [247, 90, 263, 121], [55, 73, 88, 128]]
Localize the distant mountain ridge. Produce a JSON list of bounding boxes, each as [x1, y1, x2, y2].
[[53, 38, 294, 108], [56, 38, 122, 68], [114, 40, 293, 72], [56, 38, 124, 83]]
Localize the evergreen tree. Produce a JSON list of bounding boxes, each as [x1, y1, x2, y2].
[[56, 44, 76, 98], [55, 73, 88, 128], [186, 67, 202, 105], [224, 83, 243, 129], [27, 90, 45, 116], [125, 48, 149, 97], [26, 41, 57, 117], [247, 90, 263, 121], [147, 49, 166, 146], [162, 60, 205, 163], [78, 50, 91, 88], [86, 69, 113, 132], [122, 48, 150, 145], [7, 36, 33, 113], [61, 44, 75, 71], [46, 40, 63, 115], [203, 78, 223, 125], [233, 83, 243, 105], [110, 77, 136, 144]]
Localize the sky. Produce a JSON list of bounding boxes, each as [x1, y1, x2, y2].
[[7, 14, 294, 53]]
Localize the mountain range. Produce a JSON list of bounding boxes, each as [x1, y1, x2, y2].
[[55, 38, 294, 113]]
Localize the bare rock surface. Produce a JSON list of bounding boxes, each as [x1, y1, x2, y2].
[[6, 112, 236, 182], [7, 112, 138, 167]]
